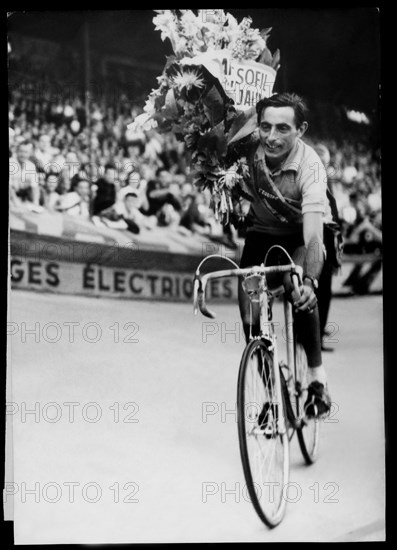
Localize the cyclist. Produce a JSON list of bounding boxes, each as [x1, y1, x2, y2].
[[238, 92, 336, 417]]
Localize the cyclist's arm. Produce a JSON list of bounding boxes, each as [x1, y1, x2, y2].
[[293, 211, 323, 312], [302, 211, 324, 280], [299, 151, 327, 282]]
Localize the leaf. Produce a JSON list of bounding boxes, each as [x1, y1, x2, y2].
[[260, 27, 272, 39], [202, 84, 225, 126], [227, 106, 257, 145], [154, 94, 166, 110], [162, 88, 179, 119], [196, 121, 227, 157], [171, 123, 184, 134], [257, 47, 273, 66], [164, 55, 178, 70], [156, 119, 174, 133], [271, 49, 280, 69]]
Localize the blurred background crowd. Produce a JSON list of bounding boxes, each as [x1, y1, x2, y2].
[[8, 11, 382, 255]]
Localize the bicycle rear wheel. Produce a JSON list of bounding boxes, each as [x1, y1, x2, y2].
[[237, 338, 289, 528], [295, 342, 320, 464]]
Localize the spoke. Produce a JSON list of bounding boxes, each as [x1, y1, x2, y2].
[[242, 344, 287, 518], [253, 350, 258, 405], [247, 400, 283, 508], [250, 434, 283, 511]]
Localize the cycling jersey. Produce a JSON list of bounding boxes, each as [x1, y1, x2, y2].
[[245, 139, 334, 235]]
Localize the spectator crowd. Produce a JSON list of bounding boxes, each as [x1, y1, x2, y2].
[[9, 77, 382, 253]]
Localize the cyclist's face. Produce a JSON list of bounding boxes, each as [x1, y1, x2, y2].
[[259, 106, 307, 164]]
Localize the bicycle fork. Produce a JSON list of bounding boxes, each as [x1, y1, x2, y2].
[[245, 273, 288, 437]]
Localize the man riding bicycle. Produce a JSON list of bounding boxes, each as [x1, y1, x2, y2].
[[238, 92, 336, 417]]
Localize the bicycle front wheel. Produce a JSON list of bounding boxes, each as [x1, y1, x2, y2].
[[295, 342, 321, 464], [237, 338, 289, 528]]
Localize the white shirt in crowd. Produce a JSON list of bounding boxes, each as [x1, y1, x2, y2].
[[57, 192, 90, 219], [9, 156, 39, 193]]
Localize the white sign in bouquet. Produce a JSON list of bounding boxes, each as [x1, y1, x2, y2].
[[130, 9, 280, 224]]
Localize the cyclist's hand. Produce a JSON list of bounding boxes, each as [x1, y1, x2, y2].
[[293, 284, 317, 313]]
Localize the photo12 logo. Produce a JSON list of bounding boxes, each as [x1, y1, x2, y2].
[[3, 481, 140, 504], [7, 321, 140, 344], [6, 401, 140, 424], [201, 481, 340, 504], [201, 401, 339, 424]]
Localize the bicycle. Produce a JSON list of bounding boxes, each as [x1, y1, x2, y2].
[[193, 246, 320, 528]]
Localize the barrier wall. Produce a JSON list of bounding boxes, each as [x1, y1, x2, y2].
[[9, 209, 382, 301]]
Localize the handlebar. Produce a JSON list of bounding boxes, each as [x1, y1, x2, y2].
[[193, 263, 303, 319]]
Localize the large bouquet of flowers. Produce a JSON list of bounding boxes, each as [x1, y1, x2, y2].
[[129, 9, 280, 224]]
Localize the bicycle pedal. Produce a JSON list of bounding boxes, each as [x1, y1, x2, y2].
[[258, 403, 279, 437], [304, 398, 320, 419], [263, 425, 276, 438]]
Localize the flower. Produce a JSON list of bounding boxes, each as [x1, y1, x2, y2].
[[179, 10, 203, 42], [135, 10, 280, 224], [172, 69, 205, 92], [153, 10, 178, 42], [128, 113, 158, 133], [153, 10, 181, 54], [143, 98, 155, 114]]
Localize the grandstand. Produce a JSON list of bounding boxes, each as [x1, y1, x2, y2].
[[8, 10, 382, 297]]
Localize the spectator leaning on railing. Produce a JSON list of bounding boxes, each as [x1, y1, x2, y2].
[[98, 191, 157, 234], [118, 169, 149, 212], [56, 176, 91, 219]]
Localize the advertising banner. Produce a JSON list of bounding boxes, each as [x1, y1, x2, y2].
[[10, 256, 238, 302]]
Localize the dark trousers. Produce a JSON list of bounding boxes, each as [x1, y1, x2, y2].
[[239, 231, 322, 367], [318, 259, 333, 338]]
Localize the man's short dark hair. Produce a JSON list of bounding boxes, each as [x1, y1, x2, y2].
[[17, 140, 32, 149], [76, 178, 90, 186], [45, 171, 59, 181], [104, 162, 116, 171], [127, 140, 145, 155], [256, 93, 308, 128]]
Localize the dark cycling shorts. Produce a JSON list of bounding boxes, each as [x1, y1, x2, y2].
[[240, 231, 305, 269], [240, 231, 322, 367]]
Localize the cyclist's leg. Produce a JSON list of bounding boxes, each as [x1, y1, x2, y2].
[[318, 258, 333, 339], [283, 245, 331, 415]]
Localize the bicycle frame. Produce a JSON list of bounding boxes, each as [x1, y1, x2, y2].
[[193, 259, 303, 435]]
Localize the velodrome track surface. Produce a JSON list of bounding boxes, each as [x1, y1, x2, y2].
[[7, 290, 385, 543]]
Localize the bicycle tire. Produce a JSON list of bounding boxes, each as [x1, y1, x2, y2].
[[295, 342, 321, 464], [237, 338, 289, 528]]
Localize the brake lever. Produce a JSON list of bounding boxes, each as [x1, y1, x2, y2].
[[193, 275, 200, 315], [198, 292, 216, 319], [290, 267, 303, 303], [193, 275, 216, 319]]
